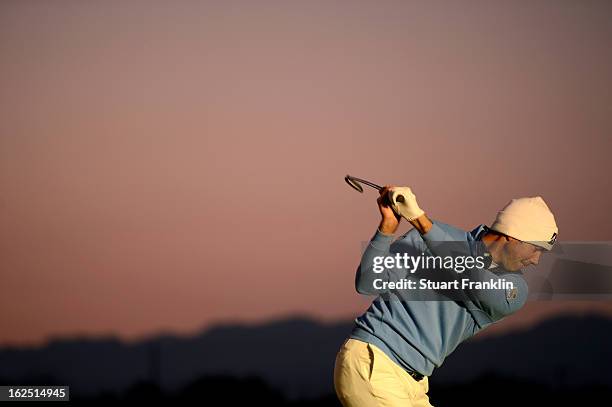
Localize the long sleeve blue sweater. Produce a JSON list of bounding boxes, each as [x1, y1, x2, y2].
[[350, 219, 528, 377]]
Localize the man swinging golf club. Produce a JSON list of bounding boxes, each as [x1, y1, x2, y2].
[[334, 184, 558, 406]]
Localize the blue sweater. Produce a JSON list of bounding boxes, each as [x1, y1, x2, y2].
[[350, 219, 528, 377]]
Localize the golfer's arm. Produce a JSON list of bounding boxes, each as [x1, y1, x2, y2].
[[354, 229, 394, 296], [415, 214, 468, 258], [409, 214, 433, 235]]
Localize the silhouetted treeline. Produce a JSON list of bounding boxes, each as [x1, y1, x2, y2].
[[3, 315, 611, 400], [4, 373, 610, 405], [73, 374, 340, 405]]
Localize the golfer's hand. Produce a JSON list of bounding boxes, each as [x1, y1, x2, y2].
[[377, 185, 401, 235], [388, 186, 425, 222]]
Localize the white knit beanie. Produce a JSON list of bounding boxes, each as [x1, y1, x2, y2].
[[490, 196, 558, 250]]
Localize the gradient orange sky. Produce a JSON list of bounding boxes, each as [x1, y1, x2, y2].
[[1, 1, 611, 347]]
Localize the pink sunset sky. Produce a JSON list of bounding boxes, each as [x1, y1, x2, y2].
[[1, 0, 611, 347]]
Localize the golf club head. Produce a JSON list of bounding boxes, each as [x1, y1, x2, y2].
[[345, 175, 364, 193]]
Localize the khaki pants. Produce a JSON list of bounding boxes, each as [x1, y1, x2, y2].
[[334, 338, 434, 407]]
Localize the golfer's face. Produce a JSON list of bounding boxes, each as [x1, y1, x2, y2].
[[504, 240, 543, 271]]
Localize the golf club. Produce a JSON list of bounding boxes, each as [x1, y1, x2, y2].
[[344, 175, 405, 202]]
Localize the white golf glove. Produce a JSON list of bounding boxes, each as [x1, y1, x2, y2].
[[388, 187, 425, 221]]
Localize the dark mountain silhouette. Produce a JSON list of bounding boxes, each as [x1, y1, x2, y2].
[[1, 314, 611, 400]]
